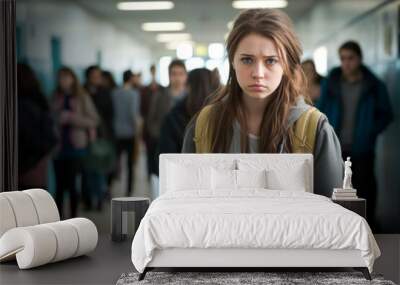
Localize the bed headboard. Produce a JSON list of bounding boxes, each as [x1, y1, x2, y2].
[[159, 154, 313, 195]]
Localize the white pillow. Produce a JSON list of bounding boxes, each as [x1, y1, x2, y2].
[[211, 168, 236, 190], [211, 169, 268, 190], [237, 159, 309, 192], [266, 162, 307, 191], [167, 161, 211, 191], [236, 169, 267, 189]]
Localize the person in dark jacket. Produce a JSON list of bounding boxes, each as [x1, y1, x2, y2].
[[159, 68, 220, 158], [82, 65, 115, 209], [17, 63, 58, 190], [318, 41, 393, 228], [84, 65, 114, 140], [144, 60, 187, 178]]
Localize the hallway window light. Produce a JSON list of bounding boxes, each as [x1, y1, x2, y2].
[[177, 42, 193, 59], [232, 0, 288, 9], [224, 32, 230, 41], [185, 57, 205, 71], [205, 59, 220, 70], [195, 44, 208, 57], [117, 1, 174, 11], [142, 22, 185, 32], [220, 58, 230, 84], [156, 33, 191, 42], [159, 56, 172, 86], [165, 41, 194, 50], [208, 43, 225, 59], [313, 46, 328, 76]]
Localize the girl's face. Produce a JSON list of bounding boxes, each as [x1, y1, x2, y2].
[[59, 72, 74, 92], [233, 33, 284, 100]]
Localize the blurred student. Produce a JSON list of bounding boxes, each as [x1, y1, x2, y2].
[[52, 67, 99, 218], [159, 68, 219, 155], [145, 59, 187, 177], [112, 70, 141, 195], [17, 63, 58, 190], [301, 59, 324, 104], [318, 41, 393, 227]]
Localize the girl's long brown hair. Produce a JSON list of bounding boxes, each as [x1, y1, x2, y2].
[[55, 66, 87, 98], [205, 9, 307, 153]]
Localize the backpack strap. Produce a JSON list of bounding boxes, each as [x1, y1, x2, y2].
[[195, 105, 322, 154], [291, 107, 322, 153], [194, 105, 213, 153]]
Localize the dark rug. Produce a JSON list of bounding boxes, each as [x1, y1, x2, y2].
[[116, 271, 396, 285]]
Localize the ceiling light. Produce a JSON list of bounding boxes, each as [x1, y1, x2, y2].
[[117, 1, 174, 11], [227, 21, 234, 30], [142, 22, 185, 32], [232, 0, 288, 9], [156, 33, 191, 42]]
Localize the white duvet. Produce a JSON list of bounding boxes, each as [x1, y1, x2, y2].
[[131, 190, 380, 273]]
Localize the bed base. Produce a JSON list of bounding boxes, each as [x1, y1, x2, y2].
[[138, 267, 371, 281], [137, 248, 372, 281]]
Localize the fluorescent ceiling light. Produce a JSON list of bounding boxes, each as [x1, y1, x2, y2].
[[156, 33, 191, 42], [142, 22, 185, 32], [117, 1, 174, 11], [232, 0, 288, 9]]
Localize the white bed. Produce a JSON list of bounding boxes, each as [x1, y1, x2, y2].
[[131, 154, 380, 280]]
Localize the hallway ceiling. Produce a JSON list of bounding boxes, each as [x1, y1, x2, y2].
[[72, 0, 319, 54]]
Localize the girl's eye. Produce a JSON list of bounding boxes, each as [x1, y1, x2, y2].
[[240, 57, 253, 65], [265, 58, 278, 65]]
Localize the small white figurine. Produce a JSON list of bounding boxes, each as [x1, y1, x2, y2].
[[343, 157, 353, 189]]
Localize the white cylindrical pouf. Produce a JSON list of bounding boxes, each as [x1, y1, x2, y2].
[[23, 189, 60, 224], [0, 196, 17, 237], [0, 226, 57, 269], [1, 192, 39, 227], [42, 221, 79, 262], [65, 218, 98, 257]]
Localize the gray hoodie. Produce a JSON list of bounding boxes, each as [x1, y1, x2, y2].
[[181, 97, 343, 197]]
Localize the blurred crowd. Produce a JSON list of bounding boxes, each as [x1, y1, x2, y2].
[[18, 59, 221, 218]]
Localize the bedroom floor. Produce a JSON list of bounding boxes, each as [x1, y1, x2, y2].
[[0, 235, 133, 285], [1, 235, 398, 285], [1, 146, 399, 284]]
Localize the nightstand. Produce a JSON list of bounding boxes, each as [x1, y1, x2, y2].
[[111, 197, 150, 242], [332, 198, 366, 219]]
